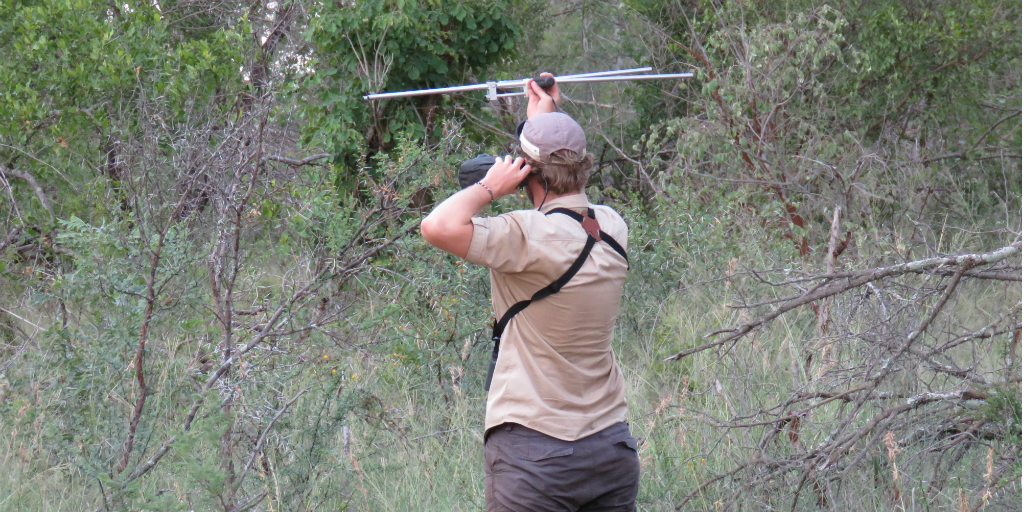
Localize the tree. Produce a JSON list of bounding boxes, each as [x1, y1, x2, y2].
[[303, 0, 526, 174]]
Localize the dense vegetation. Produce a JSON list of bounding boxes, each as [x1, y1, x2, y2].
[[0, 0, 1019, 510]]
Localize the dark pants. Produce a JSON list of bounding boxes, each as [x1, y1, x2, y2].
[[484, 422, 640, 512]]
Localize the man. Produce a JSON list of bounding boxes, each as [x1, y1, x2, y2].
[[420, 76, 639, 511]]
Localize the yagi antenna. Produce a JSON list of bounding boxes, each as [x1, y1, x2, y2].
[[362, 67, 693, 101]]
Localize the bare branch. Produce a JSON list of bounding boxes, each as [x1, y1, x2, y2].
[[228, 491, 268, 512], [922, 110, 1021, 163], [675, 458, 756, 509], [264, 153, 331, 166], [665, 243, 1021, 361], [597, 132, 669, 199], [117, 217, 418, 489], [235, 386, 311, 491], [1, 166, 55, 223], [117, 185, 191, 474]]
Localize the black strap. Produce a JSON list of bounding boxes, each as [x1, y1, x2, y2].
[[491, 234, 596, 342], [545, 208, 629, 264], [484, 208, 628, 390]]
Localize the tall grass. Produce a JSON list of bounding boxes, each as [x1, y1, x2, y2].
[[0, 181, 1019, 511], [5, 275, 1014, 511]]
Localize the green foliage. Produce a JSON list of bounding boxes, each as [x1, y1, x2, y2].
[[983, 385, 1023, 446], [0, 0, 250, 224], [302, 0, 522, 169], [0, 0, 1020, 510], [845, 0, 1021, 136]]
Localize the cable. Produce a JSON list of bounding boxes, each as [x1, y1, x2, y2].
[[537, 175, 550, 211]]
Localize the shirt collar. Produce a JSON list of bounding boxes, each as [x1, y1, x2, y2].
[[539, 192, 590, 214]]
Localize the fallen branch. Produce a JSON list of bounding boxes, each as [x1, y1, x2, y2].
[[664, 243, 1021, 361]]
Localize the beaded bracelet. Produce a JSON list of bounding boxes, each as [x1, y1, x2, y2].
[[476, 181, 494, 201]]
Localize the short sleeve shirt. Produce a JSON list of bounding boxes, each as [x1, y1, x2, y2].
[[465, 193, 629, 441]]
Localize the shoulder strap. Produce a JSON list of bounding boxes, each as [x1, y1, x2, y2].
[[484, 207, 626, 391], [546, 208, 629, 264]]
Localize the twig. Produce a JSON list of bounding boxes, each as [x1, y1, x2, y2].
[[235, 386, 312, 490], [922, 111, 1021, 163], [409, 428, 462, 442], [114, 217, 417, 492], [925, 303, 1021, 357], [597, 132, 669, 199], [0, 166, 54, 222], [0, 228, 19, 252], [740, 262, 1020, 287], [228, 491, 268, 512], [888, 265, 966, 364], [675, 459, 755, 509], [117, 185, 191, 473], [826, 388, 986, 469], [561, 93, 633, 112], [264, 153, 330, 166], [0, 306, 44, 331]]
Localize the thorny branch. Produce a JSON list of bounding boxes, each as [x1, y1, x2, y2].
[[116, 158, 197, 472]]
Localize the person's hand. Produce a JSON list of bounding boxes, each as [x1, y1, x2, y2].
[[526, 72, 560, 118], [480, 155, 532, 198]]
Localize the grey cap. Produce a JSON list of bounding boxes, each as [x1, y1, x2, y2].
[[519, 112, 587, 164]]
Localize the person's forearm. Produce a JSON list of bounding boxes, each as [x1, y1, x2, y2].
[[421, 155, 531, 258], [420, 181, 493, 258]]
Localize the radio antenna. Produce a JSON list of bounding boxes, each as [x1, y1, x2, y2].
[[362, 68, 693, 101]]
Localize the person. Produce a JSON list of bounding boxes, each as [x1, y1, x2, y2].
[[420, 75, 639, 512]]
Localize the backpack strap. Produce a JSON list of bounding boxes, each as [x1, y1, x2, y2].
[[484, 208, 627, 391]]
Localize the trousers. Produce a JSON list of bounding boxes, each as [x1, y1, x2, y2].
[[484, 422, 640, 512]]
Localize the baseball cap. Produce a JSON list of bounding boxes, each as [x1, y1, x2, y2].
[[518, 112, 587, 164]]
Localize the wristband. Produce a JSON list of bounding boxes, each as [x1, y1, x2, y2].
[[476, 181, 494, 201]]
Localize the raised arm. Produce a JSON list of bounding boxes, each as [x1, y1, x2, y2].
[[421, 155, 533, 258]]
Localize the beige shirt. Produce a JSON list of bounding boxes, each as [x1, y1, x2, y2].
[[466, 193, 629, 441]]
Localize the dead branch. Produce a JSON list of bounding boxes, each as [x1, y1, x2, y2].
[[926, 305, 1021, 357], [264, 153, 331, 166], [665, 242, 1021, 362], [234, 385, 311, 491], [1, 166, 55, 223]]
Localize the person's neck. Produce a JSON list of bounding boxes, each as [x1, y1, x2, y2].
[[531, 189, 583, 209]]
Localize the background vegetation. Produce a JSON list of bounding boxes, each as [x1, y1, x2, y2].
[[0, 0, 1019, 510]]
